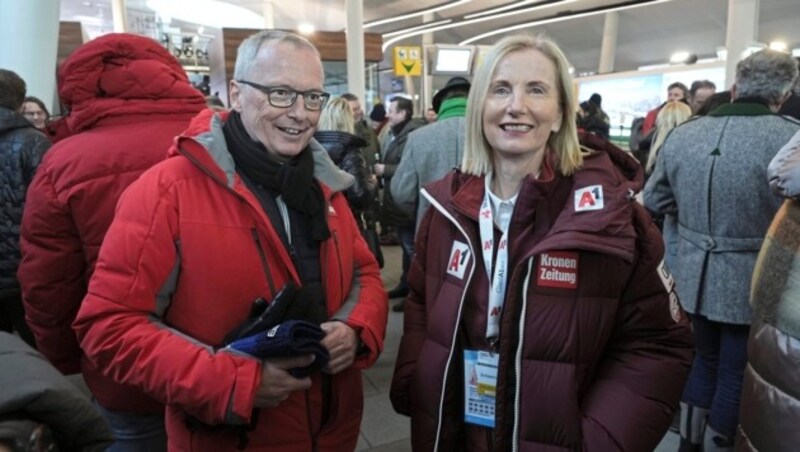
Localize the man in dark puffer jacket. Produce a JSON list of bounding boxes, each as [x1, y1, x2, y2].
[[0, 69, 50, 348]]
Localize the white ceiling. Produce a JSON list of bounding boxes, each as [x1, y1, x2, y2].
[[61, 0, 800, 75]]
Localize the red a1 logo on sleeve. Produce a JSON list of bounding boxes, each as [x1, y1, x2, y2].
[[447, 240, 471, 279], [574, 185, 604, 212]]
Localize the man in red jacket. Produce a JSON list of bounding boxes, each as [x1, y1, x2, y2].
[[18, 33, 207, 450], [72, 30, 388, 450]]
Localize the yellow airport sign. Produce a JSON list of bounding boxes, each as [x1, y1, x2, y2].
[[394, 46, 422, 76]]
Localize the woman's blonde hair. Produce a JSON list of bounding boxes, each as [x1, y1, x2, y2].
[[461, 34, 582, 176], [646, 101, 692, 174], [318, 97, 355, 134]]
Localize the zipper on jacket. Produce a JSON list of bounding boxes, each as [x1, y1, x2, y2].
[[511, 258, 535, 452], [276, 196, 295, 259], [422, 189, 476, 452], [331, 229, 345, 304], [251, 229, 276, 295], [305, 390, 320, 452]]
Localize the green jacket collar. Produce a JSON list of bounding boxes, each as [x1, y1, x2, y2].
[[709, 102, 774, 117], [437, 97, 467, 121]]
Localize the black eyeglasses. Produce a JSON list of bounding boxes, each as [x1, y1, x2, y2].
[[236, 80, 330, 111]]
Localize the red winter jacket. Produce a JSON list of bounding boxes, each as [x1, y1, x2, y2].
[[73, 109, 388, 450], [18, 33, 206, 413], [391, 134, 692, 451]]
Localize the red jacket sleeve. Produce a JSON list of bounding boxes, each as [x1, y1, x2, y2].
[[580, 207, 693, 451], [330, 193, 388, 369], [72, 174, 261, 425], [19, 163, 85, 374]]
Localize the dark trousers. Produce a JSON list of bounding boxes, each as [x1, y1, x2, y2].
[[0, 294, 36, 348], [396, 225, 415, 290], [682, 314, 749, 438]]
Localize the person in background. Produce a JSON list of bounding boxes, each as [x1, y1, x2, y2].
[[644, 101, 693, 177], [424, 107, 438, 123], [695, 90, 732, 117], [0, 332, 113, 452], [314, 97, 383, 266], [576, 93, 610, 139], [73, 30, 387, 451], [688, 80, 717, 115], [644, 49, 800, 451], [642, 81, 688, 136], [369, 102, 389, 141], [392, 76, 471, 231], [391, 33, 692, 451], [735, 129, 800, 451], [341, 92, 380, 169], [18, 33, 207, 451], [375, 96, 423, 300], [0, 69, 50, 349], [390, 76, 470, 312], [19, 96, 49, 130]]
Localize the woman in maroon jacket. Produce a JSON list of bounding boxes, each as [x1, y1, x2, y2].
[[390, 34, 693, 451]]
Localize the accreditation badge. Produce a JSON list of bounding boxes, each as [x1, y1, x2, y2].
[[464, 349, 499, 428]]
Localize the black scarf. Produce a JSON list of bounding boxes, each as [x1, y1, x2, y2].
[[223, 111, 330, 241]]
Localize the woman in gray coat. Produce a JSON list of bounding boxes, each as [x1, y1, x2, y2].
[[644, 49, 800, 450]]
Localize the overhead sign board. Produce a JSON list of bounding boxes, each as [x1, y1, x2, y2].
[[394, 46, 422, 76]]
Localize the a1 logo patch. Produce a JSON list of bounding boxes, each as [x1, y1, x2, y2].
[[447, 240, 471, 279], [537, 251, 579, 289], [574, 185, 604, 212]]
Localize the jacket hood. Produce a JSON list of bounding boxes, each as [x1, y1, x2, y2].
[[314, 130, 367, 164], [55, 33, 206, 135], [0, 108, 37, 135], [174, 109, 354, 194]]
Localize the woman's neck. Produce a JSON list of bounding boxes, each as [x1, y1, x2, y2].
[[490, 150, 544, 199]]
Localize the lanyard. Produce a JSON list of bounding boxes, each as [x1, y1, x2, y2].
[[478, 180, 512, 346]]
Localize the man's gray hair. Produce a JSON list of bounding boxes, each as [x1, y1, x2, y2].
[[735, 49, 798, 105], [233, 30, 320, 80]]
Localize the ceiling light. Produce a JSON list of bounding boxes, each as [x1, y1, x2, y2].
[[458, 0, 673, 45], [793, 48, 800, 58], [382, 0, 576, 51], [382, 19, 453, 38], [364, 0, 471, 29], [670, 51, 690, 64], [769, 40, 788, 52], [716, 46, 727, 60], [465, 0, 558, 19], [298, 23, 315, 35], [145, 0, 263, 28]]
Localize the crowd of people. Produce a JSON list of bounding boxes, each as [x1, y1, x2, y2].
[[2, 27, 800, 452]]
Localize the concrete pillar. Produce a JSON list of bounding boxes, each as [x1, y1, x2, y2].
[[0, 0, 60, 111], [422, 12, 434, 114], [725, 0, 759, 88], [262, 1, 275, 29], [598, 11, 618, 74], [345, 0, 366, 103], [111, 0, 129, 33]]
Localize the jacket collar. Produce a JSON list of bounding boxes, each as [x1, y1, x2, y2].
[[174, 109, 354, 194], [427, 135, 640, 262], [709, 102, 774, 117], [437, 97, 467, 121]]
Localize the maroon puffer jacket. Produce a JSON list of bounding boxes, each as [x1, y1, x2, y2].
[[391, 135, 693, 451], [18, 33, 206, 413]]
